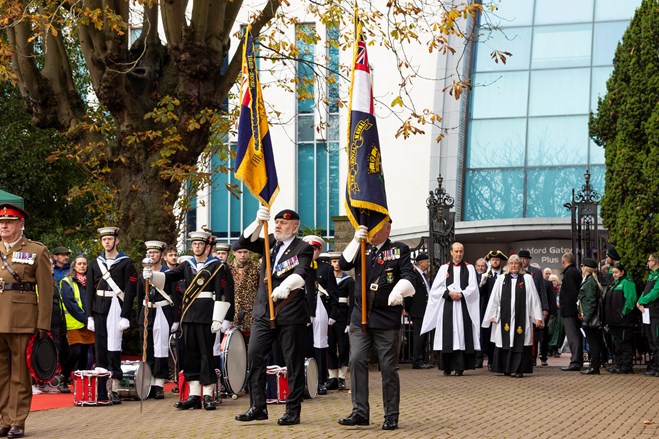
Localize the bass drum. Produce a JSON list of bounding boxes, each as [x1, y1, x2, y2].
[[26, 332, 58, 384], [116, 360, 152, 400], [219, 328, 248, 398], [303, 357, 318, 399]]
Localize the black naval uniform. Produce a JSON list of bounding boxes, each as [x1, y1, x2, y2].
[[164, 257, 234, 386], [238, 234, 313, 419], [480, 270, 501, 367], [306, 260, 338, 390], [137, 265, 180, 381], [327, 272, 353, 387], [86, 252, 137, 391], [405, 267, 431, 367], [339, 239, 415, 423]]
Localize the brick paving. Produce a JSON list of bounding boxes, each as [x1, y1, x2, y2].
[[27, 359, 659, 438]]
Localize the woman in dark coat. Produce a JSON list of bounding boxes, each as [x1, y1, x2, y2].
[[602, 263, 637, 374], [578, 258, 603, 375]]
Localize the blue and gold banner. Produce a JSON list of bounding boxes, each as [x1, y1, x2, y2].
[[345, 16, 390, 239]]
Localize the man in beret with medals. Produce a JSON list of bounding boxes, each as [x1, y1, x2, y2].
[[235, 207, 313, 426], [136, 240, 179, 399], [145, 231, 233, 410], [0, 203, 53, 438], [86, 226, 138, 405]]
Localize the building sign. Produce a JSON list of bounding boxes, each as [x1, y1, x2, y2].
[[510, 240, 572, 271]]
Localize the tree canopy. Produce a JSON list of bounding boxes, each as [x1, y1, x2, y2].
[[1, 0, 487, 251], [589, 0, 659, 280]]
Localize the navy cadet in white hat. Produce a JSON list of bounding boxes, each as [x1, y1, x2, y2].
[[145, 231, 234, 411], [86, 226, 138, 404]]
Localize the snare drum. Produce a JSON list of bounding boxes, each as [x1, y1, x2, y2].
[[265, 366, 289, 404], [303, 357, 318, 399], [73, 370, 112, 406], [219, 328, 248, 397], [116, 361, 152, 400]]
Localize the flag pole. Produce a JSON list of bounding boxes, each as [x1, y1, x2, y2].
[[262, 220, 277, 329], [360, 240, 368, 333]]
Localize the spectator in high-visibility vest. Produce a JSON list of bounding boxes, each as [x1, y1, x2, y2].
[[59, 255, 94, 382]]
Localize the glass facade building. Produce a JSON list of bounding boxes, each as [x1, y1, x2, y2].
[[462, 0, 641, 221]]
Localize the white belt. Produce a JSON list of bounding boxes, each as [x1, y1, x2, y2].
[[196, 292, 215, 299], [143, 300, 170, 309], [97, 290, 125, 301], [338, 297, 349, 304]]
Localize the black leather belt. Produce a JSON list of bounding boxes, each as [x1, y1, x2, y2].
[[0, 281, 36, 292]]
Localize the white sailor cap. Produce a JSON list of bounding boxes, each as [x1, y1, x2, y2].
[[145, 240, 167, 251], [303, 235, 325, 248], [215, 242, 231, 251], [318, 252, 330, 262], [98, 226, 119, 237], [328, 251, 342, 260], [188, 231, 212, 243]]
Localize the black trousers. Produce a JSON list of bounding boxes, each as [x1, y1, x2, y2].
[[540, 316, 552, 361], [182, 323, 216, 385], [247, 319, 306, 415], [411, 317, 429, 365], [584, 327, 603, 370], [92, 313, 122, 381], [645, 320, 659, 370], [314, 347, 328, 385], [609, 326, 634, 370], [328, 320, 350, 369], [62, 344, 91, 379]]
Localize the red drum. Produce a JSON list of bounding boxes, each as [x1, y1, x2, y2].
[[265, 366, 289, 404], [219, 328, 248, 398], [73, 370, 112, 406]]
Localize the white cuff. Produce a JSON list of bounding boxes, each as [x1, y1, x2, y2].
[[393, 278, 415, 298], [279, 273, 305, 291], [212, 301, 231, 322], [243, 220, 263, 242], [151, 271, 166, 290]]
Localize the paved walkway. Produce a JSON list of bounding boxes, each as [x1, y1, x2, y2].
[[26, 358, 659, 439]]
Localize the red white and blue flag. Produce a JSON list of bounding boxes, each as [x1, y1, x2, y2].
[[235, 25, 279, 207], [345, 16, 390, 238]]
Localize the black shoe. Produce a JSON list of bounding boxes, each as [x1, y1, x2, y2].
[[175, 395, 202, 410], [57, 380, 71, 394], [541, 360, 549, 367], [326, 378, 338, 390], [515, 373, 524, 378], [152, 386, 165, 400], [338, 378, 346, 390], [605, 365, 615, 373], [382, 416, 398, 430], [6, 426, 23, 439], [645, 369, 657, 376], [235, 407, 268, 421], [487, 364, 493, 371], [475, 359, 484, 369], [612, 367, 633, 374], [413, 363, 433, 369], [581, 368, 600, 375], [455, 370, 464, 376], [171, 386, 179, 394], [318, 383, 327, 395], [561, 365, 581, 371], [339, 412, 369, 426], [0, 426, 10, 438], [111, 392, 121, 405], [203, 395, 216, 410], [553, 353, 561, 358], [277, 413, 300, 425], [442, 369, 452, 376]]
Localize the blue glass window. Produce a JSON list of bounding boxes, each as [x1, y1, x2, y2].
[[534, 0, 594, 25], [589, 140, 605, 165], [327, 25, 340, 114], [296, 24, 315, 114], [467, 118, 526, 168], [297, 143, 316, 228], [529, 68, 590, 116], [593, 21, 628, 66], [471, 71, 529, 119], [595, 0, 642, 21], [475, 27, 531, 72], [526, 167, 588, 217], [490, 0, 534, 27], [531, 24, 592, 69], [527, 116, 589, 166], [463, 169, 524, 221], [591, 66, 613, 112]]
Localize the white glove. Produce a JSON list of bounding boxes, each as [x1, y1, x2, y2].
[[354, 225, 368, 241], [221, 320, 231, 333], [211, 320, 222, 333], [271, 273, 305, 301], [170, 322, 180, 333], [142, 267, 153, 280], [329, 318, 336, 326], [87, 317, 95, 332], [272, 285, 290, 301], [388, 290, 404, 306], [344, 325, 350, 333], [256, 205, 271, 222], [310, 316, 315, 324], [118, 318, 130, 331]]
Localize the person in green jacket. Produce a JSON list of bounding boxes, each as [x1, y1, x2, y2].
[[637, 252, 659, 376], [602, 263, 637, 374], [578, 258, 603, 375]]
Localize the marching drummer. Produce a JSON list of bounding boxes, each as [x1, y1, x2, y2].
[[136, 240, 180, 400], [86, 226, 138, 405], [145, 231, 234, 411], [0, 203, 53, 439]]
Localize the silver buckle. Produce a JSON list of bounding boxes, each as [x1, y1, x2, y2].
[[0, 279, 4, 293]]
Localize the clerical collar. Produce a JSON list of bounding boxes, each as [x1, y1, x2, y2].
[[510, 273, 519, 279], [452, 261, 463, 266]]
